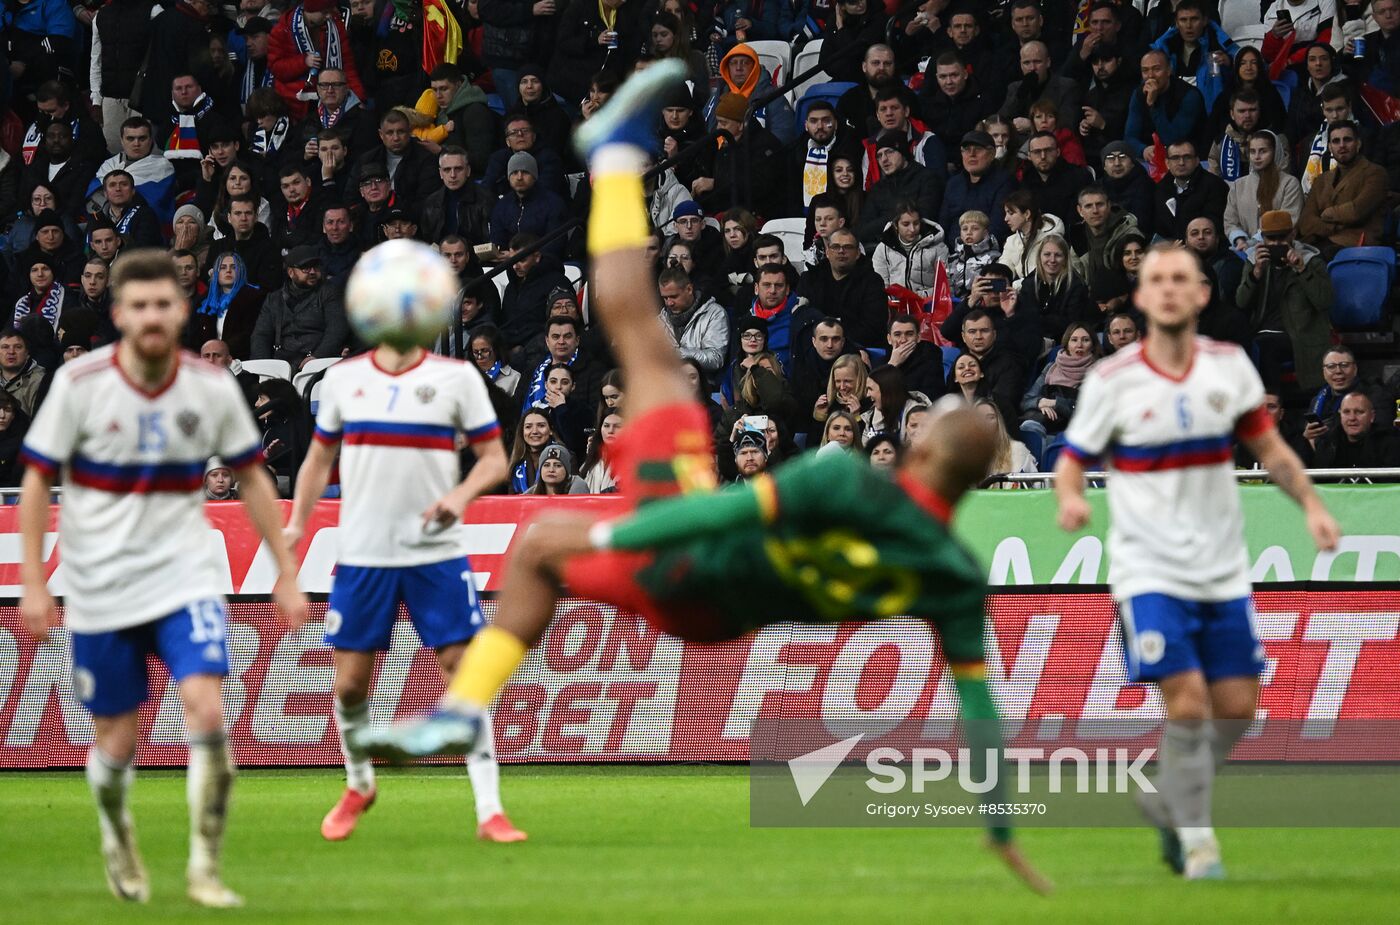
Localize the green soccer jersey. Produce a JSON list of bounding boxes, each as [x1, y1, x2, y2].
[[606, 451, 989, 661]]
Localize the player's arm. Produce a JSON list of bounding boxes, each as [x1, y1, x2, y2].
[[286, 436, 338, 542], [1053, 368, 1110, 532], [424, 436, 509, 530], [17, 466, 57, 641], [1241, 426, 1341, 552], [1052, 452, 1092, 531], [236, 460, 309, 628]]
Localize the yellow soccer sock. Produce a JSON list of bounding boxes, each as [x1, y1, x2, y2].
[[445, 625, 528, 709], [587, 145, 652, 256]]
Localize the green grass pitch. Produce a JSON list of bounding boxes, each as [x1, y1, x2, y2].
[[4, 766, 1397, 924]]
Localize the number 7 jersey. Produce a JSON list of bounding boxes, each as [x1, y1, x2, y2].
[[313, 351, 501, 567], [1062, 338, 1275, 603], [20, 347, 264, 634]]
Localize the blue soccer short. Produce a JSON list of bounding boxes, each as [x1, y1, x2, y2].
[[69, 599, 230, 717], [325, 557, 484, 652], [1117, 594, 1266, 683]]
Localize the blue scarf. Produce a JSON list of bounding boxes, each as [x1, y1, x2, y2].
[[198, 254, 249, 316], [14, 284, 63, 328], [1219, 133, 1243, 182], [240, 58, 273, 105], [486, 361, 502, 381], [292, 5, 344, 100], [511, 458, 532, 492], [113, 203, 144, 235], [525, 348, 577, 408]]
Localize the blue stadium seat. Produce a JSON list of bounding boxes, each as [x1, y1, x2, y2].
[[1040, 434, 1070, 472], [941, 345, 961, 379], [795, 82, 857, 125], [1272, 71, 1296, 111], [1327, 246, 1396, 329], [486, 94, 505, 115]]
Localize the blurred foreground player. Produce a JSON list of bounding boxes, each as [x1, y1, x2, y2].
[[283, 248, 525, 844], [18, 250, 308, 907], [356, 61, 1051, 894], [1054, 243, 1341, 880]]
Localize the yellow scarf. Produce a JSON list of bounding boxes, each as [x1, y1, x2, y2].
[[598, 0, 617, 31]]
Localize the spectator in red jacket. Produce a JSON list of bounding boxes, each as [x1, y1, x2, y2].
[[268, 0, 367, 119]]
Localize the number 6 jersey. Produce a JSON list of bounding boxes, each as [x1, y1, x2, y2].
[[1062, 338, 1276, 603], [20, 347, 264, 634]]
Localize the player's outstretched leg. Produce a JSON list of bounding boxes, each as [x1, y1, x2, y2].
[[182, 676, 243, 908], [355, 62, 694, 765], [86, 727, 150, 903]]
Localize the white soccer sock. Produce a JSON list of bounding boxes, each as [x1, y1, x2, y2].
[[334, 698, 376, 795], [187, 731, 236, 873], [465, 712, 504, 822], [86, 747, 134, 847], [1159, 722, 1216, 851]]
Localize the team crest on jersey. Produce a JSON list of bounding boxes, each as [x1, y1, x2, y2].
[[1208, 392, 1228, 414], [416, 385, 437, 404], [176, 411, 200, 436]]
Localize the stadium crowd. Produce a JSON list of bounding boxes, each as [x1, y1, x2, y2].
[[0, 0, 1399, 498]]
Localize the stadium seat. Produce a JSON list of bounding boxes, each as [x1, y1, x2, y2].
[[1273, 71, 1296, 110], [746, 40, 792, 88], [788, 40, 829, 107], [1040, 434, 1070, 472], [293, 357, 341, 396], [941, 345, 960, 379], [759, 217, 807, 269], [485, 94, 505, 115], [1328, 246, 1396, 329], [239, 359, 292, 381], [1220, 0, 1261, 37], [1231, 23, 1267, 50], [795, 82, 857, 125]]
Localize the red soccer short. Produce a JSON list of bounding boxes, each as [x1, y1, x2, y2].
[[561, 401, 737, 642]]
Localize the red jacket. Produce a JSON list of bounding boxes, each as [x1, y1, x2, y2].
[[267, 7, 367, 119]]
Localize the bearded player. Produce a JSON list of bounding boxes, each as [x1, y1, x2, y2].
[[353, 60, 1050, 893], [1054, 241, 1341, 879], [283, 243, 525, 844], [18, 250, 308, 907]]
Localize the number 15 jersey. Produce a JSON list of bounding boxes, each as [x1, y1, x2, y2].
[[20, 348, 264, 634], [313, 352, 501, 568]]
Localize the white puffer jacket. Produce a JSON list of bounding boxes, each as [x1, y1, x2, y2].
[[998, 214, 1066, 282], [870, 219, 949, 298]]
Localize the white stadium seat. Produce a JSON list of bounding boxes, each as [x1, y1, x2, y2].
[[760, 217, 808, 271], [745, 39, 793, 88], [238, 359, 292, 382]]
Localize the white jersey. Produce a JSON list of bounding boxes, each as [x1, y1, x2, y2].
[[1063, 338, 1273, 602], [313, 352, 501, 567], [21, 347, 263, 633]]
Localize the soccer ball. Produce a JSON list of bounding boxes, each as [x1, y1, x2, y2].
[[345, 239, 460, 350]]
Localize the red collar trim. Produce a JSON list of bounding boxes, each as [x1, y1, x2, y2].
[[370, 347, 427, 377], [896, 471, 953, 525], [1138, 339, 1195, 383], [112, 348, 180, 399]]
